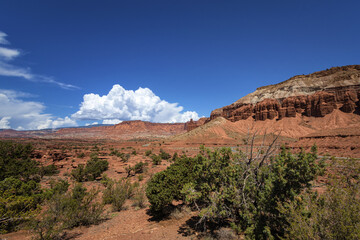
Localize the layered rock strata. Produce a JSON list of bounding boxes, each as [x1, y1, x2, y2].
[[186, 65, 360, 131], [210, 85, 359, 122]]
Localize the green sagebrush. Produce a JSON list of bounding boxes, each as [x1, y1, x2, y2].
[[146, 144, 324, 239]]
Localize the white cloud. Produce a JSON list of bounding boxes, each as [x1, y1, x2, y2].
[[0, 47, 20, 60], [102, 119, 122, 125], [85, 121, 99, 126], [72, 84, 199, 123], [0, 32, 9, 45], [0, 62, 32, 79], [0, 31, 78, 90], [0, 89, 77, 130], [0, 117, 11, 129]]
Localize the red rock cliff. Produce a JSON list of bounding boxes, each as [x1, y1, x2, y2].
[[187, 65, 360, 131]]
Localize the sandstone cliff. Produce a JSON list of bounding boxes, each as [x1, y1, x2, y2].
[[208, 65, 360, 123]]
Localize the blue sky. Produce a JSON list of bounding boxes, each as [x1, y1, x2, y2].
[[0, 0, 359, 129]]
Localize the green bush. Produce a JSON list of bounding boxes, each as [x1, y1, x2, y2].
[[159, 149, 171, 160], [103, 178, 135, 211], [85, 158, 109, 181], [0, 177, 44, 233], [125, 162, 147, 177], [145, 150, 152, 156], [172, 152, 178, 162], [146, 145, 324, 239], [150, 154, 162, 165], [39, 164, 59, 177], [71, 164, 86, 182], [0, 141, 45, 233], [31, 184, 104, 240], [134, 161, 147, 174], [281, 157, 360, 240], [146, 155, 199, 212], [71, 158, 109, 182], [0, 141, 39, 181]]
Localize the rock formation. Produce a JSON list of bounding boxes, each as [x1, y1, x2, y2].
[[185, 117, 209, 132], [188, 65, 360, 131]]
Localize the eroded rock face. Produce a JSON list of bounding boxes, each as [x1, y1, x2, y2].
[[208, 88, 359, 123], [187, 65, 360, 132], [254, 99, 280, 121]]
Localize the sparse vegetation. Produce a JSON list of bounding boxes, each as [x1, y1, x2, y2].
[[103, 178, 135, 211], [131, 187, 147, 209], [159, 149, 171, 160], [71, 157, 108, 182], [150, 154, 162, 165], [121, 153, 130, 162], [145, 150, 152, 156], [125, 161, 147, 177]]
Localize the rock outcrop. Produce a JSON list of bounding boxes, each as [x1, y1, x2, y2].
[[188, 65, 360, 131], [185, 117, 209, 132]]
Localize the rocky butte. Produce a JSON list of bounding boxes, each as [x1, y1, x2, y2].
[[187, 65, 360, 131]]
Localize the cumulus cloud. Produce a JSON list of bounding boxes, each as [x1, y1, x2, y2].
[[0, 31, 78, 90], [72, 84, 199, 123], [0, 89, 77, 130], [0, 117, 11, 129]]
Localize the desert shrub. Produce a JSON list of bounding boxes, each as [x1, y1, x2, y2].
[[71, 164, 86, 182], [39, 164, 59, 177], [31, 184, 104, 240], [0, 141, 45, 233], [145, 150, 152, 156], [71, 158, 108, 182], [134, 161, 147, 174], [281, 158, 360, 240], [121, 153, 130, 162], [102, 178, 135, 211], [77, 152, 85, 158], [159, 149, 171, 160], [47, 179, 69, 196], [91, 145, 100, 152], [0, 141, 39, 181], [146, 143, 324, 239], [132, 187, 147, 209], [150, 154, 162, 165], [124, 162, 147, 177], [132, 150, 137, 155], [216, 228, 237, 240], [146, 155, 199, 212], [110, 149, 123, 157], [89, 152, 99, 160], [172, 152, 178, 162], [0, 177, 44, 233], [85, 158, 109, 181]]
